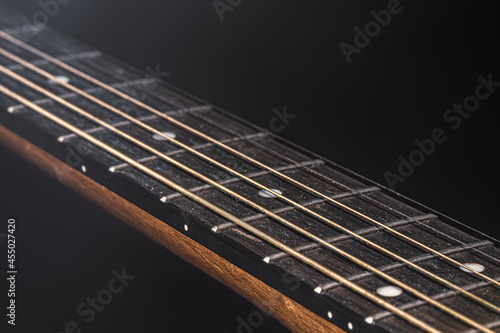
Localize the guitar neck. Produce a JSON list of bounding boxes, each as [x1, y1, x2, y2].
[[1, 5, 500, 333]]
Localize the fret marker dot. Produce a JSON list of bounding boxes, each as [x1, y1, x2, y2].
[[152, 131, 176, 141], [348, 322, 353, 330], [460, 263, 485, 273], [7, 106, 16, 113], [376, 285, 403, 297], [184, 224, 188, 232], [81, 165, 87, 173], [258, 189, 282, 198], [48, 75, 70, 85], [327, 311, 333, 319], [365, 316, 374, 324]]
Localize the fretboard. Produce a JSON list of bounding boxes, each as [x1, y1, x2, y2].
[[1, 5, 500, 333]]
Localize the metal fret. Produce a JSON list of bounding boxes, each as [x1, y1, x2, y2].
[[0, 24, 43, 35], [5, 50, 101, 71], [358, 189, 500, 268], [370, 272, 500, 323], [212, 186, 381, 232], [418, 222, 500, 268], [3, 9, 500, 331], [316, 239, 491, 293], [329, 176, 500, 269], [161, 158, 325, 203], [7, 78, 158, 114], [57, 104, 213, 142], [462, 320, 500, 333], [109, 131, 268, 171], [191, 111, 242, 137], [266, 213, 436, 264]]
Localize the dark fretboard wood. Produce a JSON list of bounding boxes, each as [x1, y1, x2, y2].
[[1, 5, 500, 333]]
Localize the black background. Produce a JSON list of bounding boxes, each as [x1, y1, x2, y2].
[[0, 0, 499, 332]]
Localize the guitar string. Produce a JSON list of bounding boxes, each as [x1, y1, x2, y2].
[[243, 138, 500, 267], [183, 73, 500, 271], [0, 43, 498, 330], [0, 65, 496, 333], [0, 84, 444, 333], [211, 119, 500, 272], [1, 49, 499, 317], [2, 34, 500, 316], [0, 31, 496, 290], [1, 40, 499, 292], [194, 111, 500, 275]]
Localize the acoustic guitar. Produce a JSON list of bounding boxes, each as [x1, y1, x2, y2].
[[1, 4, 499, 333]]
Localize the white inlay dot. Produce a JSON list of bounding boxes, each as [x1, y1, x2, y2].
[[152, 131, 176, 141], [376, 285, 403, 298], [327, 311, 333, 319], [48, 75, 70, 85], [365, 316, 374, 324], [459, 263, 485, 273], [184, 224, 189, 232], [258, 189, 282, 198], [348, 322, 353, 330], [81, 165, 87, 173]]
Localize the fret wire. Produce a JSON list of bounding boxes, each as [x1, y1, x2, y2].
[[212, 186, 382, 232], [292, 148, 500, 270], [281, 149, 500, 270], [58, 105, 213, 143], [108, 131, 269, 172], [0, 64, 495, 333], [6, 78, 158, 113], [266, 213, 436, 263], [362, 190, 500, 269], [159, 158, 322, 203], [0, 24, 40, 36], [4, 50, 101, 71], [1, 31, 492, 291], [418, 219, 500, 267], [256, 137, 500, 270], [372, 276, 500, 323], [463, 320, 500, 333], [0, 83, 443, 333], [1, 48, 498, 321], [316, 240, 492, 293], [249, 136, 500, 270], [0, 41, 499, 320]]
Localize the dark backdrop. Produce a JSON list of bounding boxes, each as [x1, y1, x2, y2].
[[1, 1, 499, 332]]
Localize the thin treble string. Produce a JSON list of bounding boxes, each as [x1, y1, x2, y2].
[[1, 52, 499, 314], [0, 65, 495, 333], [0, 32, 495, 290], [1, 76, 493, 333], [257, 143, 500, 267], [1, 50, 499, 318], [0, 84, 444, 333]]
